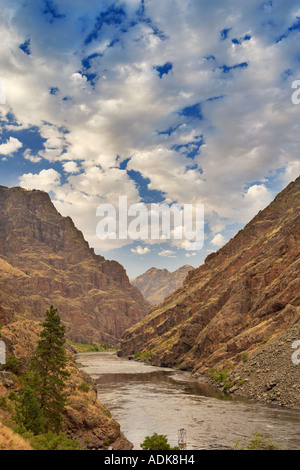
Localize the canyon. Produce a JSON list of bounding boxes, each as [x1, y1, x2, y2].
[[119, 176, 300, 409]]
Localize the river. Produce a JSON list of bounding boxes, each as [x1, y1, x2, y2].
[[77, 351, 300, 450]]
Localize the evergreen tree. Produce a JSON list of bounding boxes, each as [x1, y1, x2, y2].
[[15, 385, 45, 435], [29, 306, 70, 433]]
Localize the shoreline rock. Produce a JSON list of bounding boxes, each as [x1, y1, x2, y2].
[[194, 322, 300, 411]]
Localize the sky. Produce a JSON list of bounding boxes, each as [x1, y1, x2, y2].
[[0, 0, 299, 278]]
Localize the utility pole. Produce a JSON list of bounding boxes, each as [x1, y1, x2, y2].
[[178, 428, 187, 450]]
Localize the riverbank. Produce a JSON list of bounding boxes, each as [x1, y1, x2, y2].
[[120, 319, 300, 413], [202, 322, 300, 412]]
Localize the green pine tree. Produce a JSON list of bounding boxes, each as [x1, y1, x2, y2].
[[15, 385, 45, 435], [29, 306, 70, 433]]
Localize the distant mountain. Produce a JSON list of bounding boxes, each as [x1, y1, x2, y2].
[[131, 265, 195, 306], [119, 177, 300, 410], [0, 186, 149, 344]]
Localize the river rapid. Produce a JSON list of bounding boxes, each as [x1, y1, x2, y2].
[[77, 351, 300, 450]]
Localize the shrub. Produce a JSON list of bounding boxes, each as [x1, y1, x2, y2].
[[14, 386, 45, 435], [134, 351, 151, 361], [77, 381, 90, 393], [210, 369, 228, 383], [8, 391, 18, 401], [0, 396, 12, 412], [30, 431, 85, 450], [235, 432, 279, 450], [140, 433, 179, 450], [3, 355, 23, 375], [210, 368, 232, 390], [241, 352, 249, 363]]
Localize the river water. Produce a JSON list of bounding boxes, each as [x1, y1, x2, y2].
[[77, 351, 300, 450]]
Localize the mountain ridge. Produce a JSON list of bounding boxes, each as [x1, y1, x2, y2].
[[118, 176, 300, 408], [131, 264, 195, 306], [0, 185, 149, 344]]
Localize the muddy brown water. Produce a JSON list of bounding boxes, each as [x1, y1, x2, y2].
[[77, 351, 300, 450]]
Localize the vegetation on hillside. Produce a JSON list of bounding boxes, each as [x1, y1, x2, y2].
[[0, 306, 85, 450], [68, 340, 116, 353]]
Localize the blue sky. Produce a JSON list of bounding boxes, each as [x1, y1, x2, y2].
[[0, 0, 299, 278]]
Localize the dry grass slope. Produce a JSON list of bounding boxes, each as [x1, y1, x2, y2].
[[0, 422, 32, 450]]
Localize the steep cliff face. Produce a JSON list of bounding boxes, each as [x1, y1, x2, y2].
[[0, 186, 149, 344], [131, 265, 195, 306], [119, 177, 300, 395]]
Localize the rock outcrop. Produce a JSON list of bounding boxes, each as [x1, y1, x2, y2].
[[131, 265, 195, 306], [0, 186, 149, 344], [63, 367, 133, 450], [224, 322, 300, 410], [119, 176, 300, 408]]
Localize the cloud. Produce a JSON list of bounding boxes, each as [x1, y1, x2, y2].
[[131, 245, 151, 255], [52, 166, 140, 251], [19, 169, 61, 192], [242, 184, 274, 222], [23, 148, 42, 163], [0, 0, 299, 266], [158, 249, 176, 258], [63, 161, 80, 174], [211, 233, 226, 247], [0, 137, 22, 156], [280, 161, 300, 186], [185, 252, 197, 258]]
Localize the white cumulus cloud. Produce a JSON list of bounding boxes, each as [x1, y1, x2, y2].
[[63, 161, 80, 174], [19, 169, 61, 192], [211, 233, 226, 247], [131, 246, 151, 255], [0, 137, 22, 156]]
